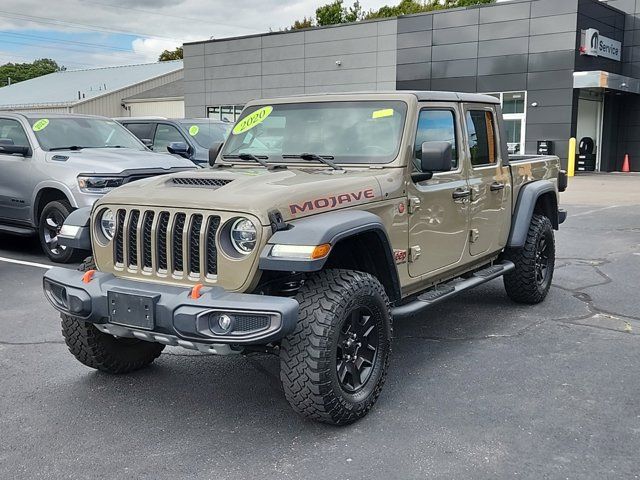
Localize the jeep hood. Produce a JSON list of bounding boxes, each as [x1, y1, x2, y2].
[[97, 166, 404, 225], [44, 148, 195, 173]]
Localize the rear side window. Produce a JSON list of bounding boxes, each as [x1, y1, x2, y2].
[[153, 124, 185, 153], [414, 109, 458, 170], [123, 122, 154, 142], [0, 119, 29, 148], [466, 110, 498, 167]]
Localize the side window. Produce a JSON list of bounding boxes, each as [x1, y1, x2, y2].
[[414, 109, 458, 171], [153, 124, 186, 153], [123, 123, 154, 142], [466, 110, 498, 167], [0, 119, 30, 148]]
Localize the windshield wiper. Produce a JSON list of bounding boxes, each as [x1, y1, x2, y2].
[[223, 153, 271, 168], [48, 146, 88, 151], [282, 153, 343, 171]]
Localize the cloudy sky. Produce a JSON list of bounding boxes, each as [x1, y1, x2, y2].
[[0, 0, 396, 69]]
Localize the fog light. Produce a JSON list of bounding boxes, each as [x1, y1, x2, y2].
[[218, 314, 232, 332]]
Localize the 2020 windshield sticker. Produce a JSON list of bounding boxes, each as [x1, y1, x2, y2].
[[372, 109, 394, 119], [232, 106, 273, 135], [188, 125, 199, 136], [32, 119, 49, 132]]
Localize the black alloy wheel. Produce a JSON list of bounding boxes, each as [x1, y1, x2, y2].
[[336, 307, 379, 393]]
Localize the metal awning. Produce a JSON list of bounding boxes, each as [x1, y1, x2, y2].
[[573, 70, 640, 94]]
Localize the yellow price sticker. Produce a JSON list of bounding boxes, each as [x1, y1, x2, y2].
[[188, 125, 199, 136], [32, 119, 49, 132], [372, 109, 394, 119], [232, 106, 273, 135]]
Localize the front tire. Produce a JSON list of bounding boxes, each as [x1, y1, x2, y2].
[[280, 269, 392, 425], [60, 257, 165, 374], [38, 200, 79, 263], [503, 214, 555, 304]]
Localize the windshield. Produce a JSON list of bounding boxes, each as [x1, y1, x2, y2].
[[221, 101, 407, 164], [179, 121, 231, 149], [29, 117, 145, 151]]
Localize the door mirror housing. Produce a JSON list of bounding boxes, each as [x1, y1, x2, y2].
[[167, 141, 191, 158], [0, 144, 31, 157], [209, 142, 224, 167], [412, 141, 452, 182], [141, 138, 153, 148]]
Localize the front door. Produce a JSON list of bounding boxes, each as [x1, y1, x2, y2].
[[408, 104, 470, 278], [0, 118, 33, 222], [463, 106, 511, 257]]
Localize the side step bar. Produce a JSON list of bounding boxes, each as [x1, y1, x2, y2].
[[0, 224, 35, 236], [391, 261, 515, 319]]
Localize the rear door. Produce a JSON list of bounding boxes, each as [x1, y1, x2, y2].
[[463, 105, 512, 257], [122, 122, 155, 146], [0, 118, 34, 222], [407, 103, 470, 278]]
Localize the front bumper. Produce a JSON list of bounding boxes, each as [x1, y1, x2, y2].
[[43, 267, 298, 348]]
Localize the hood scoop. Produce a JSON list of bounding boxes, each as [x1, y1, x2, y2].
[[171, 177, 233, 188]]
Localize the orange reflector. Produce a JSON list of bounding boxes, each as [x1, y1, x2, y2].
[[190, 283, 204, 299], [82, 270, 96, 284], [311, 244, 331, 260]]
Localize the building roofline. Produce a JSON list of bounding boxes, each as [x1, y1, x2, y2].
[[123, 96, 184, 104]]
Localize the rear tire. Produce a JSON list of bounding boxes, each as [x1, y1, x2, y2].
[[60, 256, 164, 374], [503, 214, 555, 304], [280, 269, 392, 425], [38, 200, 80, 263]]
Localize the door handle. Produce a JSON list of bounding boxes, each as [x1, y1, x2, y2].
[[490, 182, 505, 192], [452, 189, 471, 200]]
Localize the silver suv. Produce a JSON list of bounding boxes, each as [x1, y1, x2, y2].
[[0, 113, 195, 263]]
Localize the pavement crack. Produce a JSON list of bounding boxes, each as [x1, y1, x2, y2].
[[397, 320, 546, 342]]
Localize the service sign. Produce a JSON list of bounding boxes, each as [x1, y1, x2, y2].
[[581, 28, 622, 61]]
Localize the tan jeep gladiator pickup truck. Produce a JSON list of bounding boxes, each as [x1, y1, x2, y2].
[[43, 92, 567, 425]]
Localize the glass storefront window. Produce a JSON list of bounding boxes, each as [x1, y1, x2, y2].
[[502, 92, 525, 114]]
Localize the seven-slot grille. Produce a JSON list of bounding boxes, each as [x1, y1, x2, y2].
[[113, 208, 220, 279]]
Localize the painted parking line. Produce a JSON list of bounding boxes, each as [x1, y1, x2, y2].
[[0, 256, 51, 270], [570, 205, 621, 218]]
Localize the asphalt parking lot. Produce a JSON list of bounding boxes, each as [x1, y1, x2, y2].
[[1, 174, 639, 479]]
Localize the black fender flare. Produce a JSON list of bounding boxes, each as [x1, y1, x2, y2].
[[58, 206, 92, 250], [508, 180, 558, 248], [259, 210, 401, 300]]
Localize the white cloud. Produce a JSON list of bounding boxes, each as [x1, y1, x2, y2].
[[131, 38, 182, 63]]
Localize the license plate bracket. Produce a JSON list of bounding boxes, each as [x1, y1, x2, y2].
[[107, 291, 159, 330]]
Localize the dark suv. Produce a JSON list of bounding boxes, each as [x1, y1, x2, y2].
[[118, 118, 231, 166]]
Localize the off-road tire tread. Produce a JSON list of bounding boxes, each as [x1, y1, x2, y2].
[[280, 269, 392, 425], [503, 214, 555, 304], [60, 258, 164, 374]]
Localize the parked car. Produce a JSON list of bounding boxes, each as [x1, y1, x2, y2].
[[0, 113, 195, 263], [45, 92, 567, 424], [117, 118, 231, 166]]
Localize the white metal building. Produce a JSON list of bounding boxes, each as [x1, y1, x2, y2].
[[121, 80, 184, 117], [0, 61, 183, 118]]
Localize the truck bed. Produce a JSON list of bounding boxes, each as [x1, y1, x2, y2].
[[508, 154, 561, 210]]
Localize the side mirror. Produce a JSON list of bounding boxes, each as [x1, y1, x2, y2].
[[208, 142, 223, 167], [167, 141, 190, 159], [412, 141, 452, 182], [0, 145, 31, 157], [141, 138, 153, 148]]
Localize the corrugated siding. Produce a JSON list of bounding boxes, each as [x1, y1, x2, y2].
[[72, 70, 184, 117], [126, 100, 185, 117]]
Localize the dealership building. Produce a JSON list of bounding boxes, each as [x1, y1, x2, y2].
[[183, 0, 640, 172]]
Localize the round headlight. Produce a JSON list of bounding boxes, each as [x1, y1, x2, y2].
[[99, 209, 116, 241], [230, 217, 257, 254]]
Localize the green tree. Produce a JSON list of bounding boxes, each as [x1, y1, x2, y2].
[[0, 58, 63, 88], [292, 16, 314, 30], [158, 46, 183, 62], [292, 0, 494, 27]]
